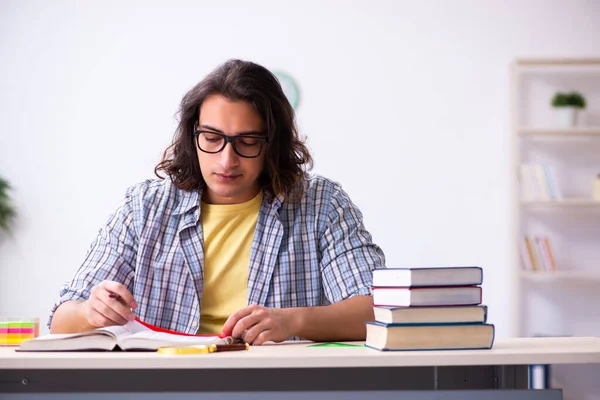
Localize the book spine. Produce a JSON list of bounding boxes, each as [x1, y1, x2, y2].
[[542, 236, 558, 271], [535, 236, 551, 271], [524, 235, 541, 271], [520, 164, 534, 201], [532, 163, 551, 201], [519, 237, 534, 271]]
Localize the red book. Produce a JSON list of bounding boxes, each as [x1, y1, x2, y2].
[[373, 286, 482, 307], [134, 317, 226, 338]]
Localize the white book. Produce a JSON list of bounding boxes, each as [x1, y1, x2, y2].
[[365, 322, 495, 351], [519, 237, 534, 271], [520, 164, 535, 201], [532, 163, 551, 201], [523, 164, 541, 200], [372, 286, 482, 307], [373, 305, 488, 325], [535, 236, 550, 271], [18, 320, 233, 352], [372, 267, 482, 288], [542, 164, 562, 200]]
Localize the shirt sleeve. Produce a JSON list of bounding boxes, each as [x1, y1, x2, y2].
[[319, 184, 386, 303], [47, 187, 138, 329]]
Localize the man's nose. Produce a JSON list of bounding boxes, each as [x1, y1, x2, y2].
[[220, 142, 240, 168]]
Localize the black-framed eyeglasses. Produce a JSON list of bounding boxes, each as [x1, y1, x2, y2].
[[194, 130, 268, 158]]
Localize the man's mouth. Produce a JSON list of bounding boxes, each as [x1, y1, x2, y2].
[[215, 173, 241, 181]]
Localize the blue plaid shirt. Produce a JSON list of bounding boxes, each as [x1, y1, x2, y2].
[[49, 174, 386, 333]]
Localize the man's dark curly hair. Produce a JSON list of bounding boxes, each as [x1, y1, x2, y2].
[[155, 59, 312, 201]]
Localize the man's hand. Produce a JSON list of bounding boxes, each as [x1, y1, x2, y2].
[[220, 296, 373, 345], [221, 305, 299, 345], [82, 280, 138, 328]]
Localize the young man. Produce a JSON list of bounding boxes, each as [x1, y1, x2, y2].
[[49, 59, 386, 344]]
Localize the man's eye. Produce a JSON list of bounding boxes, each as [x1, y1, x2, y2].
[[238, 137, 260, 146], [203, 133, 222, 142]]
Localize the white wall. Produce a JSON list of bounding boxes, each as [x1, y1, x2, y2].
[[1, 0, 599, 342]]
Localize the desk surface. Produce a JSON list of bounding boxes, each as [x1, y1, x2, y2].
[[1, 336, 600, 370]]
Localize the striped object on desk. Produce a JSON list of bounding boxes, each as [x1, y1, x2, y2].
[[0, 318, 39, 346]]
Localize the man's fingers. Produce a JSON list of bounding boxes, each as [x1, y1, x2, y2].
[[231, 310, 266, 338], [96, 298, 130, 326], [251, 330, 271, 346], [101, 280, 137, 308], [102, 291, 135, 322], [221, 307, 254, 337], [242, 321, 270, 344], [89, 300, 127, 326], [90, 311, 121, 328]]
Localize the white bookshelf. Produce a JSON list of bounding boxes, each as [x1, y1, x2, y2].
[[519, 127, 600, 137], [521, 199, 600, 208], [521, 270, 600, 283], [511, 58, 600, 334], [511, 58, 600, 398], [518, 127, 600, 150]]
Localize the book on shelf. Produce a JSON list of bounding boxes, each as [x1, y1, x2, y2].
[[373, 305, 487, 325], [372, 286, 482, 307], [519, 163, 562, 201], [519, 237, 535, 271], [372, 266, 482, 287], [365, 322, 495, 351], [537, 236, 557, 272], [18, 319, 235, 352], [519, 235, 557, 272]]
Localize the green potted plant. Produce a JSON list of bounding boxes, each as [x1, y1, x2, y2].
[[551, 91, 586, 127], [0, 176, 16, 234]]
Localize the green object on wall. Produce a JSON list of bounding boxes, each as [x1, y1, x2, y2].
[[273, 70, 301, 110]]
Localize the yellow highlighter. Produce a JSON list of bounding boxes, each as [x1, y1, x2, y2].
[[157, 343, 249, 355], [157, 345, 213, 355]]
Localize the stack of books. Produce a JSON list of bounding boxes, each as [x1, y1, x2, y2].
[[365, 266, 495, 351]]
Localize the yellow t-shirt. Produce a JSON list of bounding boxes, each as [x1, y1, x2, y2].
[[197, 191, 263, 334]]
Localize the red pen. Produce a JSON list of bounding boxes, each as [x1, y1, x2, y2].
[[108, 293, 226, 338], [108, 293, 134, 309]]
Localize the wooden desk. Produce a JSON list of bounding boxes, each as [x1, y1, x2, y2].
[[1, 337, 599, 393]]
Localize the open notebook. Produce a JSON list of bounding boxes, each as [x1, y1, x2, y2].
[[18, 319, 235, 351]]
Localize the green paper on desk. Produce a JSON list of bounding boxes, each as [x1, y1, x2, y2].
[[308, 342, 363, 348]]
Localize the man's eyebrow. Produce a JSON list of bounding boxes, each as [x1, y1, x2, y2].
[[199, 124, 224, 133], [199, 124, 264, 136]]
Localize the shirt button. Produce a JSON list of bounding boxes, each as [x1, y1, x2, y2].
[[192, 321, 198, 327]]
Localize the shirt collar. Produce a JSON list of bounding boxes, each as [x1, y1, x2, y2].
[[173, 186, 201, 216], [173, 184, 284, 216]]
